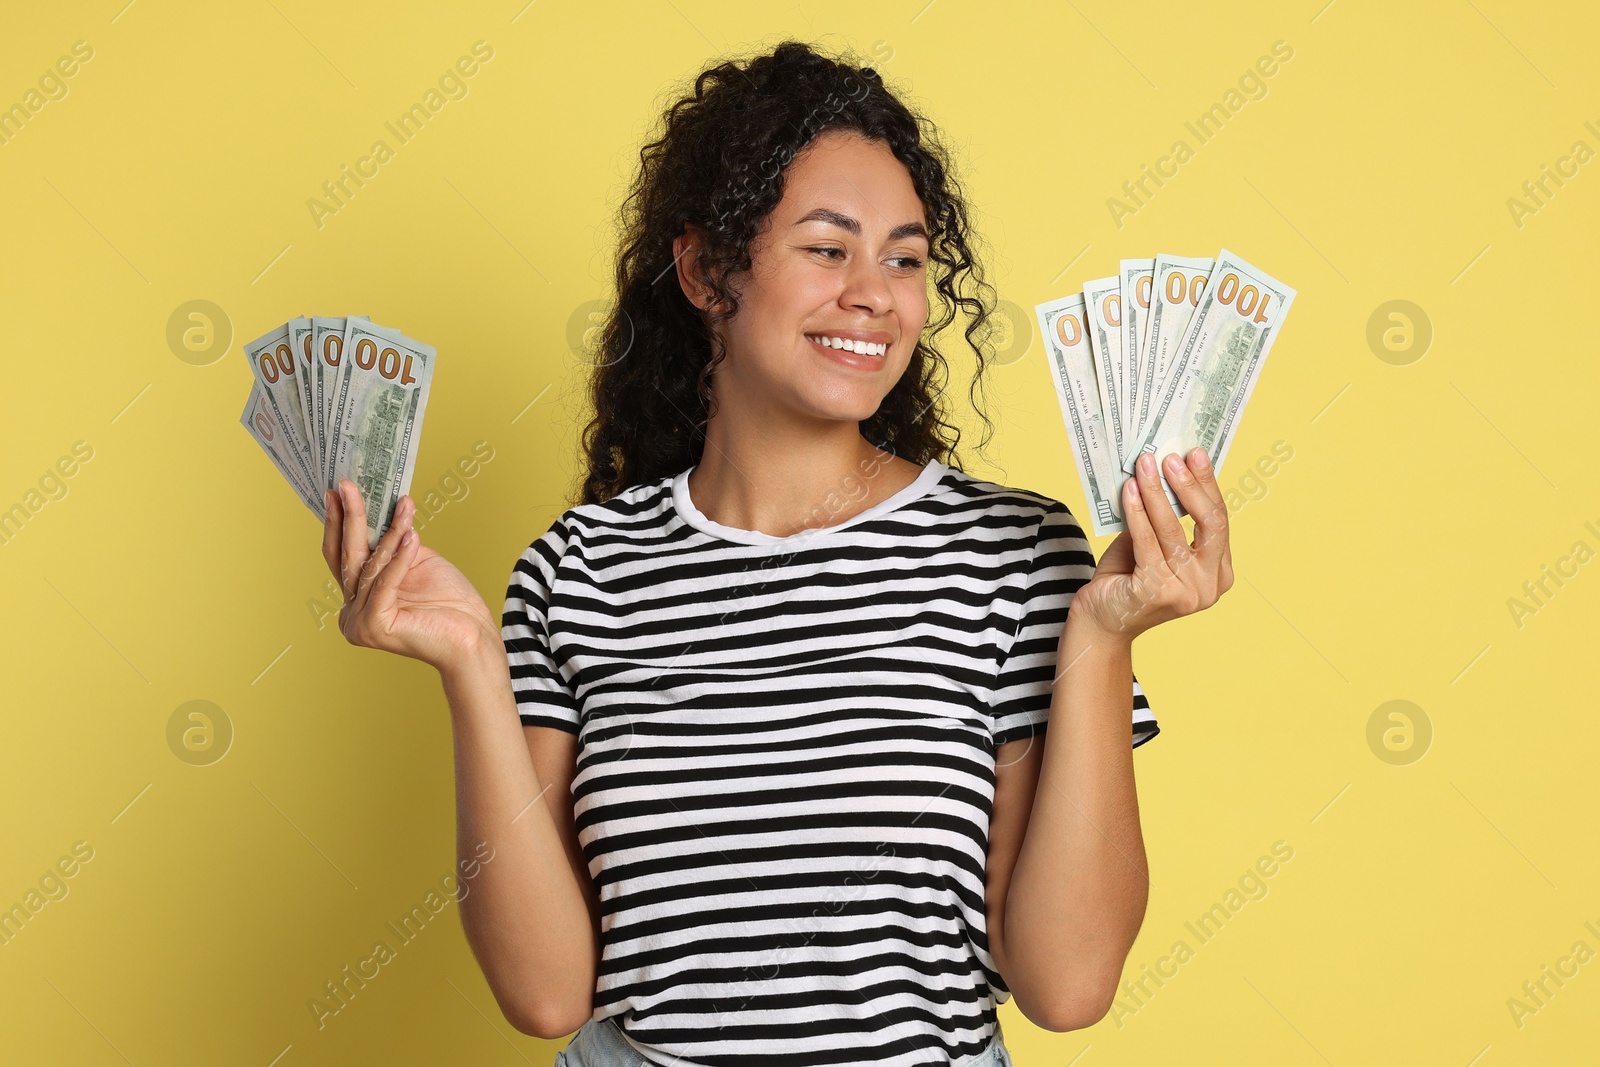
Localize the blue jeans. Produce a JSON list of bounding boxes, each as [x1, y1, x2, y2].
[[555, 1015, 1015, 1067]]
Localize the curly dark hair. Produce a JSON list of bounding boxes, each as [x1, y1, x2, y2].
[[577, 39, 999, 506]]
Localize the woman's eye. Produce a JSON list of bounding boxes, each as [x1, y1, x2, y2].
[[806, 246, 923, 269]]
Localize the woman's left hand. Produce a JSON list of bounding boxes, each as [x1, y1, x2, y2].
[[1068, 446, 1234, 643]]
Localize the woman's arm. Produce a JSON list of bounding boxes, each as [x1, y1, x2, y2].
[[319, 482, 599, 1040], [994, 621, 1146, 1031], [443, 636, 600, 1040], [997, 446, 1234, 1030]]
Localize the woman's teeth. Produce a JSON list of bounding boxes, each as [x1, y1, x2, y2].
[[807, 335, 887, 356]]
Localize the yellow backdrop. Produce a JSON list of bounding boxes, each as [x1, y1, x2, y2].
[[3, 1, 1595, 1063]]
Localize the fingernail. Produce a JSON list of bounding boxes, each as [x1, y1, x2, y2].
[[1166, 453, 1190, 481], [323, 489, 332, 510], [1193, 448, 1210, 471], [1137, 452, 1154, 476]]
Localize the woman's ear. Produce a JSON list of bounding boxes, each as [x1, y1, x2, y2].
[[672, 225, 714, 311]]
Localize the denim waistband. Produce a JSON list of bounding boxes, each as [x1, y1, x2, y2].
[[555, 1015, 1013, 1067]]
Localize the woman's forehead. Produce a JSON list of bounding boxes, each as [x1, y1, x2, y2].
[[776, 133, 926, 232]]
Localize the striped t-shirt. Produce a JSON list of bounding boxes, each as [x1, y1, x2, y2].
[[501, 457, 1159, 1066]]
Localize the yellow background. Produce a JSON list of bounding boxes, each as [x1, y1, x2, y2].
[[3, 1, 1596, 1063]]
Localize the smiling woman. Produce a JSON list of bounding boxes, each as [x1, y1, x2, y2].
[[661, 129, 939, 491], [576, 44, 998, 510], [318, 36, 1235, 1067]]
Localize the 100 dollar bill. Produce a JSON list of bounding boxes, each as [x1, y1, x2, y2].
[[1081, 275, 1128, 464], [1037, 295, 1127, 536], [286, 316, 318, 479], [1036, 294, 1186, 535], [243, 322, 319, 493], [1132, 254, 1213, 447], [312, 315, 354, 490], [1124, 248, 1296, 480], [1120, 258, 1155, 463], [326, 318, 435, 550], [241, 382, 325, 521]]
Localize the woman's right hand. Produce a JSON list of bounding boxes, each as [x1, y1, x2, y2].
[[321, 479, 499, 672]]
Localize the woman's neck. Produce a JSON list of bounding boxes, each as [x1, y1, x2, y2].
[[685, 424, 926, 539]]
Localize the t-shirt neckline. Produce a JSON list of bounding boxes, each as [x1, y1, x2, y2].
[[671, 458, 948, 547]]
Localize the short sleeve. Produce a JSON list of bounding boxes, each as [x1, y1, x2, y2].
[[501, 516, 581, 733], [990, 502, 1160, 749]]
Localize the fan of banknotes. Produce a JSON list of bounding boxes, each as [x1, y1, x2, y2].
[[239, 316, 435, 549], [1035, 248, 1296, 537]]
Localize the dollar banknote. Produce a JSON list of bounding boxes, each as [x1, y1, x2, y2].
[[1036, 295, 1186, 536], [1123, 249, 1297, 480], [1038, 249, 1290, 532], [1036, 295, 1127, 536], [325, 318, 436, 550], [1133, 254, 1214, 449], [243, 322, 319, 492], [240, 314, 432, 546], [312, 315, 352, 489], [287, 316, 318, 478], [1120, 258, 1155, 463], [1081, 276, 1128, 464], [241, 382, 325, 521]]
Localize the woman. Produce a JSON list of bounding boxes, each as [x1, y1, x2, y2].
[[320, 40, 1231, 1067]]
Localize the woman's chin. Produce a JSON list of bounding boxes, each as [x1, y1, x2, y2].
[[796, 390, 888, 425]]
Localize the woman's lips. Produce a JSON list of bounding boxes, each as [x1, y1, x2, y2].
[[806, 334, 896, 371]]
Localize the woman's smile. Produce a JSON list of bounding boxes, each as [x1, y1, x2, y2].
[[804, 329, 892, 368]]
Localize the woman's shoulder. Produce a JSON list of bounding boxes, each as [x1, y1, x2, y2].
[[933, 462, 1080, 527], [522, 470, 682, 555]]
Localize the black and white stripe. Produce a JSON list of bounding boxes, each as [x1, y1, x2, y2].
[[502, 459, 1158, 1066]]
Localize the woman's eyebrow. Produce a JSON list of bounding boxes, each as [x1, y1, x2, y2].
[[792, 207, 929, 241]]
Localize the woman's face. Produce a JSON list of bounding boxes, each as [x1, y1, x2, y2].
[[679, 129, 931, 428]]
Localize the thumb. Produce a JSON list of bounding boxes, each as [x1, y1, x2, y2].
[[1096, 530, 1135, 573]]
